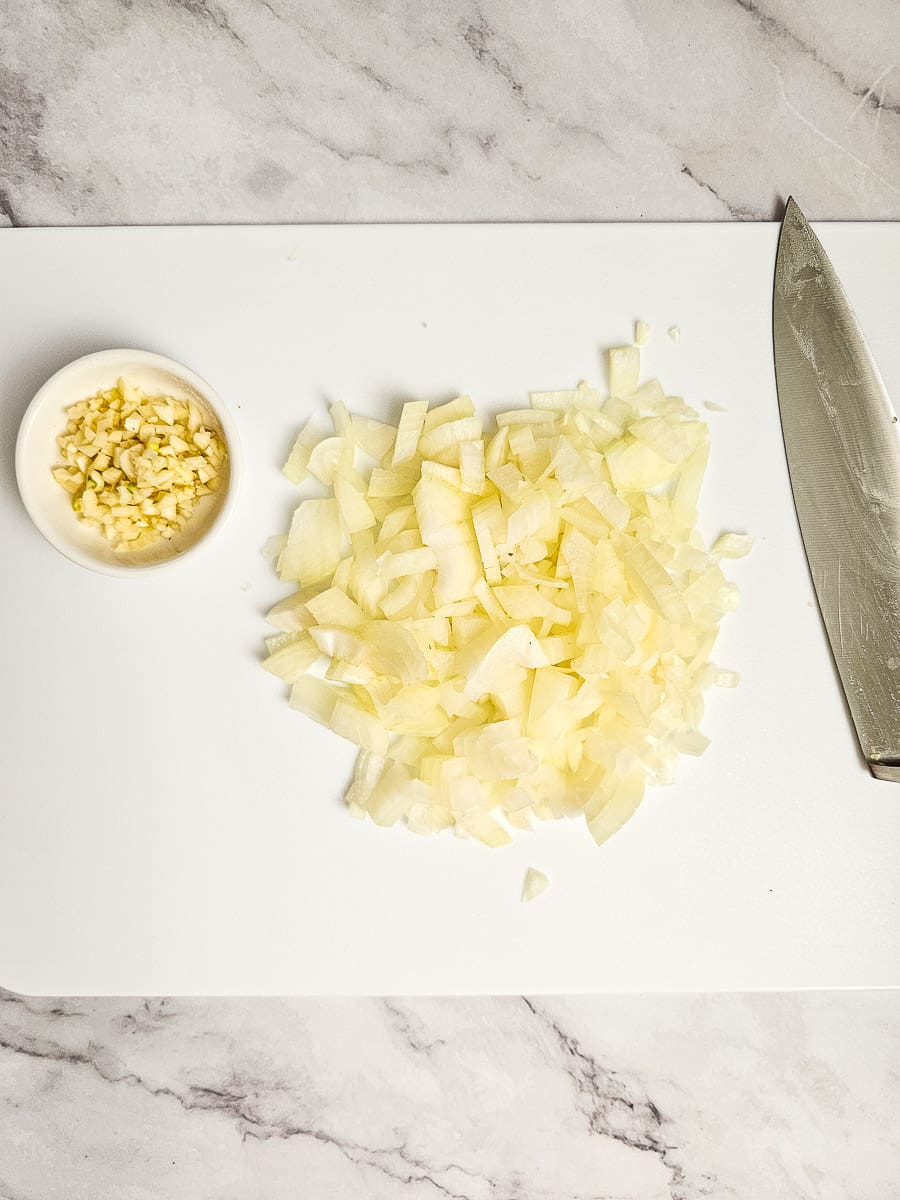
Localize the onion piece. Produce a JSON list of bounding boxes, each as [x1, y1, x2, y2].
[[391, 401, 429, 466], [283, 420, 320, 484], [712, 532, 754, 559], [608, 346, 640, 396], [522, 867, 549, 902], [278, 498, 342, 586], [459, 439, 486, 494]]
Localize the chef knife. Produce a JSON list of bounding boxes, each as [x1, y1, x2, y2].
[[774, 197, 900, 781]]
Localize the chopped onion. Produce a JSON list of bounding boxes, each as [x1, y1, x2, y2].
[[265, 343, 745, 849], [283, 419, 320, 484], [261, 534, 287, 561], [713, 667, 740, 688], [278, 498, 342, 586], [522, 867, 549, 902], [608, 346, 640, 397], [391, 401, 429, 466], [712, 532, 754, 559]]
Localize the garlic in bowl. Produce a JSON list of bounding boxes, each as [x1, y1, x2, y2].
[[15, 349, 242, 576]]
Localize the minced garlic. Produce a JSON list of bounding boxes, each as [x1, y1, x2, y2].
[[52, 378, 225, 552]]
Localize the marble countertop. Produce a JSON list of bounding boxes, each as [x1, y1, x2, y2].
[[3, 991, 899, 1200], [2, 1, 900, 1196], [2, 0, 899, 226]]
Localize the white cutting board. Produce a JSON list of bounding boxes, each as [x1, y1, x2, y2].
[[2, 224, 899, 996]]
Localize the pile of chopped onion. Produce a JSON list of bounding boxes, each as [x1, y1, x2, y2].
[[264, 342, 747, 848], [52, 380, 225, 551]]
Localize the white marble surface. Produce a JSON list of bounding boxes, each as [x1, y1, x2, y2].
[[1, 0, 900, 226], [2, 1, 900, 1196], [2, 990, 900, 1199]]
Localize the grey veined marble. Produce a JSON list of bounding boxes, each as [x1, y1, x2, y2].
[[2, 990, 900, 1199], [1, 0, 899, 226], [2, 2, 900, 1197]]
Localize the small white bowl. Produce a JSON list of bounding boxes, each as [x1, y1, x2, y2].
[[16, 349, 242, 577]]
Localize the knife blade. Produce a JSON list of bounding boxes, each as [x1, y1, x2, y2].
[[774, 197, 900, 781]]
